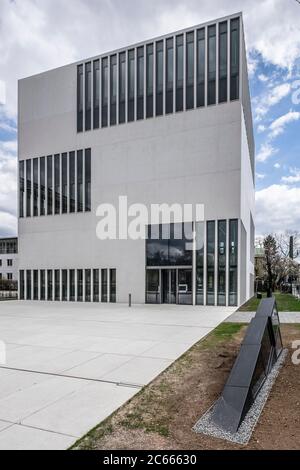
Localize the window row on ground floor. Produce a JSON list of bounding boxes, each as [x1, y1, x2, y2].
[[19, 268, 116, 303]]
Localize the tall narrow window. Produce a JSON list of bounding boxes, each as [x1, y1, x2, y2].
[[110, 55, 117, 126], [19, 270, 24, 300], [219, 22, 228, 103], [119, 52, 126, 124], [54, 154, 60, 215], [47, 270, 53, 301], [62, 270, 68, 301], [93, 269, 99, 302], [229, 219, 238, 306], [26, 270, 31, 300], [110, 269, 116, 303], [19, 161, 25, 218], [54, 269, 60, 301], [176, 35, 184, 112], [128, 49, 135, 122], [40, 270, 46, 300], [166, 38, 174, 114], [85, 62, 91, 131], [85, 148, 91, 212], [101, 269, 108, 302], [69, 151, 75, 213], [33, 270, 38, 300], [77, 150, 83, 212], [156, 41, 163, 116], [207, 221, 215, 305], [146, 44, 154, 118], [33, 158, 38, 217], [69, 269, 75, 301], [186, 32, 194, 110], [93, 60, 100, 129], [197, 28, 205, 107], [85, 269, 91, 302], [218, 220, 227, 306], [62, 152, 68, 214], [230, 18, 240, 101], [47, 155, 53, 215], [77, 269, 83, 302], [137, 46, 144, 120], [208, 25, 216, 105], [40, 157, 45, 216], [101, 57, 108, 127], [196, 222, 204, 305], [26, 159, 31, 217], [77, 64, 83, 132]]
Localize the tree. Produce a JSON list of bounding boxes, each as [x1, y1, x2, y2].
[[263, 235, 279, 294], [276, 230, 300, 261]]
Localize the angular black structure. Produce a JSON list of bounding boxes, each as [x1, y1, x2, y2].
[[210, 297, 283, 433]]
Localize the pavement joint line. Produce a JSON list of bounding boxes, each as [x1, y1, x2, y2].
[[0, 365, 143, 390], [0, 418, 77, 439]]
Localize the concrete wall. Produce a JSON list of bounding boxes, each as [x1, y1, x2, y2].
[[19, 85, 243, 303]]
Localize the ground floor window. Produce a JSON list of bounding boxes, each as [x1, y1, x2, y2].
[[19, 268, 116, 303], [69, 269, 75, 301], [19, 270, 24, 300], [47, 270, 53, 301], [110, 269, 116, 303], [101, 269, 108, 303], [41, 270, 46, 300]]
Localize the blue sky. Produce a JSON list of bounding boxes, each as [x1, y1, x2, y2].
[[0, 0, 300, 238]]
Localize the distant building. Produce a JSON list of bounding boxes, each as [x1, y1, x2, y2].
[[0, 237, 18, 282]]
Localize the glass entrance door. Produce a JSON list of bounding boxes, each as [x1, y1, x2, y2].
[[162, 269, 176, 304], [178, 269, 193, 305]]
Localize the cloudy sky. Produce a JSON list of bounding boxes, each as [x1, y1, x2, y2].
[[0, 0, 300, 237]]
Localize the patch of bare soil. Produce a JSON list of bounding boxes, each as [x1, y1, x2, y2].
[[74, 324, 300, 451]]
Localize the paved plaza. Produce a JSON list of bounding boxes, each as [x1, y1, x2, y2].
[[0, 301, 235, 449]]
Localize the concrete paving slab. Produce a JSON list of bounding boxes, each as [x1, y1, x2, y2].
[[0, 424, 75, 450], [103, 356, 173, 385], [0, 375, 89, 422], [0, 301, 235, 449], [22, 381, 137, 438], [0, 420, 12, 432]]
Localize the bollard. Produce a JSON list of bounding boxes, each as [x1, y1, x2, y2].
[[129, 294, 132, 307]]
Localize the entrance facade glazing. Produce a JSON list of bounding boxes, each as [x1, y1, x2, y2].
[[146, 220, 239, 306]]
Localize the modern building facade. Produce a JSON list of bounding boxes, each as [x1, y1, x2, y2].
[[0, 237, 18, 282], [18, 12, 255, 306]]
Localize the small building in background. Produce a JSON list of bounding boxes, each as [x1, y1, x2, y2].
[[0, 238, 18, 295]]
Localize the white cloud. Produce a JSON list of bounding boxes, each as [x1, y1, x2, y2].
[[256, 173, 266, 180], [257, 124, 266, 133], [0, 80, 5, 105], [254, 83, 291, 121], [0, 139, 18, 237], [258, 74, 268, 83], [256, 143, 278, 163], [256, 184, 300, 236], [281, 168, 300, 184], [274, 163, 281, 169], [268, 110, 300, 139]]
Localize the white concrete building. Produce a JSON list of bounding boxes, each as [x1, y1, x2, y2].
[[18, 12, 255, 307], [0, 238, 18, 282]]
